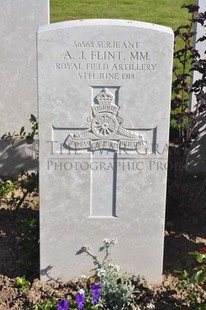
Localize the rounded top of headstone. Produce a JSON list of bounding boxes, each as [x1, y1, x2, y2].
[[38, 19, 174, 36]]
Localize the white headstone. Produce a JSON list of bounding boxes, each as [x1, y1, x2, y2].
[[0, 0, 49, 176], [38, 20, 173, 284], [188, 0, 206, 175]]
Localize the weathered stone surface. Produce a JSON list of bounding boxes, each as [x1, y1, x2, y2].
[[0, 0, 49, 176], [38, 19, 173, 283]]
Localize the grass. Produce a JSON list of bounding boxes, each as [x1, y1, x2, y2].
[[50, 0, 195, 30]]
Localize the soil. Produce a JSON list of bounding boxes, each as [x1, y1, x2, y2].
[[0, 169, 206, 310]]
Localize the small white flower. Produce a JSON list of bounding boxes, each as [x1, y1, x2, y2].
[[146, 302, 155, 309], [78, 288, 85, 295], [103, 238, 110, 245], [108, 263, 120, 271], [97, 268, 106, 277], [114, 264, 120, 272], [103, 238, 117, 245]]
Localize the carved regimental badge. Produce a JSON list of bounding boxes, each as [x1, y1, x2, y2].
[[65, 88, 146, 151]]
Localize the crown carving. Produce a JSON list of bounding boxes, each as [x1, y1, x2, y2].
[[93, 88, 119, 116], [95, 88, 114, 105]]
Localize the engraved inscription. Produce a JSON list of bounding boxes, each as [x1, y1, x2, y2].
[[64, 88, 146, 151], [55, 40, 157, 80]]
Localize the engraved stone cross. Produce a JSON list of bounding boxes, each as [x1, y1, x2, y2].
[[53, 87, 154, 218]]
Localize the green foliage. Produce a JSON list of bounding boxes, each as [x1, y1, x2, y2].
[[19, 114, 38, 143], [35, 297, 97, 310], [175, 248, 206, 309], [18, 217, 39, 277], [98, 266, 136, 309], [0, 174, 39, 279], [0, 180, 15, 198], [174, 269, 190, 281], [171, 4, 206, 149], [34, 298, 98, 310], [35, 240, 142, 309], [34, 298, 58, 310], [189, 251, 206, 286], [80, 239, 142, 309], [15, 276, 30, 291], [171, 6, 196, 143], [0, 172, 38, 212], [1, 114, 38, 144]]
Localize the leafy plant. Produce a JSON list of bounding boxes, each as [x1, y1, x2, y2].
[[0, 180, 15, 198], [168, 3, 206, 211], [34, 298, 58, 310], [12, 171, 39, 210], [19, 114, 38, 143], [189, 248, 206, 288], [18, 216, 39, 278], [171, 4, 195, 144], [0, 171, 38, 210], [79, 239, 142, 310], [1, 113, 38, 143], [171, 4, 206, 148], [15, 275, 30, 291], [175, 247, 206, 309], [35, 239, 143, 310]]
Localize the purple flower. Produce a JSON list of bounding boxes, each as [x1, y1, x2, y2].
[[57, 299, 69, 310], [76, 293, 85, 309], [91, 283, 102, 290], [91, 283, 102, 305]]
